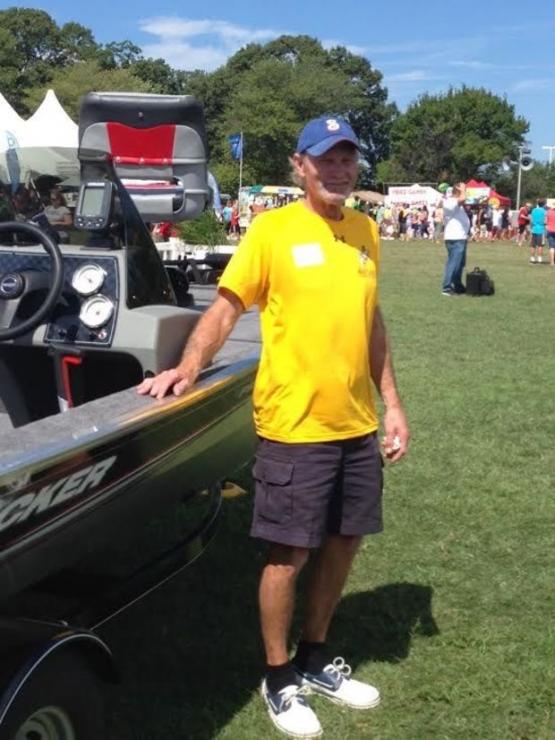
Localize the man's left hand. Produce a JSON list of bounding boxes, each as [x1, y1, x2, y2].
[[382, 405, 410, 463]]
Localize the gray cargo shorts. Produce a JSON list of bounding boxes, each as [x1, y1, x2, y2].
[[251, 433, 383, 549]]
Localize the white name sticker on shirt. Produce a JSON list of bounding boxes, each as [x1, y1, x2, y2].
[[292, 243, 324, 267]]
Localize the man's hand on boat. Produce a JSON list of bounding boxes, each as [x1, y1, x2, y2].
[[136, 289, 244, 400], [137, 367, 196, 399]]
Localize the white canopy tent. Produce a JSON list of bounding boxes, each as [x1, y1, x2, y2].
[[19, 90, 78, 150], [0, 93, 25, 136], [0, 90, 79, 183], [0, 94, 25, 178]]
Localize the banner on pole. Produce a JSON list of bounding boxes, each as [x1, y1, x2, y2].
[[228, 133, 243, 161]]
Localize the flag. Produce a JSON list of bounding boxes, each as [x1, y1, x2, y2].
[[228, 133, 243, 161]]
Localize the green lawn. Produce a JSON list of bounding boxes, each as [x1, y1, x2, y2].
[[103, 240, 555, 739]]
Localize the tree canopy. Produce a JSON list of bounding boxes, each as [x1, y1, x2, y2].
[[0, 7, 534, 197], [377, 87, 529, 186], [23, 62, 155, 121], [184, 36, 396, 192], [494, 162, 555, 204]]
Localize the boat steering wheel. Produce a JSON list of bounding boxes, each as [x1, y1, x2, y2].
[[0, 221, 64, 341]]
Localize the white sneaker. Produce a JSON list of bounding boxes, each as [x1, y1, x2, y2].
[[296, 657, 381, 709], [537, 256, 543, 263], [530, 256, 536, 263], [260, 680, 322, 738]]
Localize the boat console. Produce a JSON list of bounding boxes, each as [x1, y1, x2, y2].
[[0, 92, 211, 426]]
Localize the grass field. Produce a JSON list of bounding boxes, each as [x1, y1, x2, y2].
[[103, 240, 554, 739]]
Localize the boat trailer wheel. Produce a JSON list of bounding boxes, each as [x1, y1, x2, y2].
[[2, 651, 105, 740], [0, 221, 64, 341], [14, 705, 76, 740]]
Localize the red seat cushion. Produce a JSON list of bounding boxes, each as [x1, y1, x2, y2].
[[106, 122, 176, 166]]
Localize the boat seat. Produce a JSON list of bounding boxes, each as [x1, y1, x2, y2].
[[79, 92, 210, 222]]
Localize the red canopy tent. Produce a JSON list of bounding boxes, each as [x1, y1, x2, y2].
[[465, 179, 510, 207], [466, 178, 489, 190], [488, 189, 510, 208]]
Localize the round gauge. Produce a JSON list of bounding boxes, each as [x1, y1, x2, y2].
[[71, 263, 106, 296], [79, 295, 114, 329]]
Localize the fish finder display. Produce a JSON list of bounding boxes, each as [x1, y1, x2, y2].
[[75, 182, 113, 230], [81, 186, 105, 216]]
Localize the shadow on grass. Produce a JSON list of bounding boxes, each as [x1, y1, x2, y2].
[[103, 496, 439, 739], [329, 582, 440, 666]]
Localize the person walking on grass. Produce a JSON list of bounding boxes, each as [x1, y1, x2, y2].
[[433, 202, 444, 243], [441, 182, 470, 295], [529, 198, 547, 263], [137, 115, 410, 739], [517, 202, 531, 246]]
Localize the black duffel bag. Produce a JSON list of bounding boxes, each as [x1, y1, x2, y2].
[[466, 267, 495, 296]]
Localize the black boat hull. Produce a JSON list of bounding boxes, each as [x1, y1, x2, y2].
[[0, 358, 257, 601]]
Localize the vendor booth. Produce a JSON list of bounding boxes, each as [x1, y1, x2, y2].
[[385, 183, 442, 207], [465, 179, 510, 207]]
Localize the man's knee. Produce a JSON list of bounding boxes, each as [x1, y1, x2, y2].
[[265, 542, 311, 577], [326, 533, 363, 558]]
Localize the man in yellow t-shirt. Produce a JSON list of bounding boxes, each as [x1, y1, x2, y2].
[[138, 115, 409, 739]]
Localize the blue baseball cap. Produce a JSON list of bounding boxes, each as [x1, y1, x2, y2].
[[296, 116, 360, 156]]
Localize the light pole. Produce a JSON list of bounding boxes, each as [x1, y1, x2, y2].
[[515, 145, 533, 210], [542, 145, 555, 165]]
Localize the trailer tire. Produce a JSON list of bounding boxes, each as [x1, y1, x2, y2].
[[2, 649, 106, 740]]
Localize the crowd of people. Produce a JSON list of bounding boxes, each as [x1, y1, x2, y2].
[[5, 176, 554, 271], [221, 199, 240, 234], [518, 199, 555, 265], [340, 197, 555, 257], [344, 200, 516, 243]]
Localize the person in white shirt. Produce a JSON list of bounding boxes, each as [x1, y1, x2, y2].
[[44, 190, 72, 229], [441, 183, 470, 295]]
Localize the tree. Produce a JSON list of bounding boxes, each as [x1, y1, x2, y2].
[[131, 58, 184, 94], [0, 8, 151, 112], [0, 8, 62, 109], [57, 22, 100, 65], [383, 87, 529, 184], [494, 162, 555, 205], [188, 35, 395, 191], [24, 61, 155, 121], [327, 46, 397, 177], [0, 27, 20, 101], [219, 57, 358, 184], [98, 40, 142, 69]]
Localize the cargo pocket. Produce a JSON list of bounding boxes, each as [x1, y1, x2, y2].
[[253, 457, 294, 524]]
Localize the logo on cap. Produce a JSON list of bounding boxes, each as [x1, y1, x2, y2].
[[326, 119, 341, 132]]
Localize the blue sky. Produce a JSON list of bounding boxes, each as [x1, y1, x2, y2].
[[12, 0, 555, 160]]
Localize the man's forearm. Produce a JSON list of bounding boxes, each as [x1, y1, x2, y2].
[[177, 293, 242, 380], [369, 306, 402, 409]]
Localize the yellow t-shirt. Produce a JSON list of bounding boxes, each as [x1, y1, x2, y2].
[[219, 201, 380, 443]]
